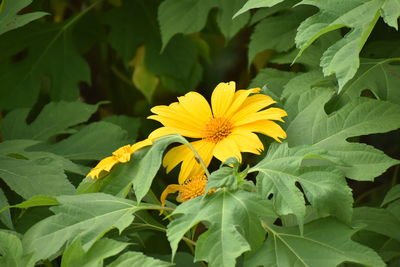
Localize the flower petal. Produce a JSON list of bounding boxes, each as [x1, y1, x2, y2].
[[160, 184, 181, 208], [225, 88, 260, 118], [236, 120, 287, 142], [230, 130, 264, 154], [233, 107, 287, 126], [148, 127, 178, 141], [230, 94, 276, 124], [163, 143, 191, 173], [147, 115, 202, 138], [131, 139, 152, 153], [211, 81, 236, 117], [112, 145, 132, 163], [213, 136, 242, 163], [178, 92, 213, 124], [87, 156, 117, 179]]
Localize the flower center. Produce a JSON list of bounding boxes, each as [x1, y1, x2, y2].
[[177, 175, 208, 202], [203, 117, 233, 143]]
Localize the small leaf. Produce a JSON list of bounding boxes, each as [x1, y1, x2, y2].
[[108, 251, 172, 267], [381, 0, 400, 30], [250, 68, 297, 97], [0, 0, 47, 36], [0, 195, 58, 214], [0, 189, 13, 229], [234, 0, 285, 18], [382, 184, 400, 207], [246, 218, 385, 267], [0, 230, 34, 267], [217, 0, 250, 41]]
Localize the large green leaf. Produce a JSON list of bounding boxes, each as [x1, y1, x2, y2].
[[108, 251, 172, 267], [167, 190, 276, 267], [0, 230, 34, 267], [251, 143, 353, 229], [285, 87, 400, 180], [0, 189, 13, 229], [234, 0, 286, 17], [382, 184, 400, 206], [249, 68, 296, 98], [248, 6, 314, 64], [246, 218, 385, 267], [61, 238, 129, 267], [22, 193, 156, 262], [1, 101, 99, 141], [295, 0, 384, 89], [0, 156, 75, 199], [217, 0, 250, 41], [381, 0, 400, 29], [0, 0, 47, 36], [338, 58, 400, 106], [0, 20, 91, 109]]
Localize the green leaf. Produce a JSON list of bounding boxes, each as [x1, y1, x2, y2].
[[234, 0, 285, 18], [1, 101, 99, 141], [0, 230, 34, 267], [0, 189, 13, 229], [248, 6, 314, 64], [251, 143, 328, 231], [0, 156, 75, 199], [295, 0, 383, 89], [105, 0, 159, 65], [0, 21, 91, 109], [246, 218, 385, 267], [339, 58, 400, 106], [108, 251, 172, 267], [249, 68, 297, 97], [167, 190, 276, 267], [0, 195, 58, 214], [382, 184, 400, 206], [22, 193, 154, 262], [353, 207, 400, 243], [0, 0, 47, 36], [103, 115, 141, 141], [206, 166, 238, 192], [298, 167, 353, 223], [158, 0, 216, 48], [217, 0, 250, 41], [46, 122, 129, 161], [285, 87, 400, 180], [61, 238, 129, 267], [381, 0, 400, 29]]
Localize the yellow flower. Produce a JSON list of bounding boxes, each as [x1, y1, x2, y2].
[[87, 139, 152, 179], [160, 174, 211, 207], [148, 81, 287, 183]]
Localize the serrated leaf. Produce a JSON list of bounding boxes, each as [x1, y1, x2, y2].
[[1, 101, 99, 141], [249, 68, 296, 97], [158, 0, 216, 48], [298, 167, 353, 223], [0, 21, 90, 109], [382, 184, 400, 206], [246, 218, 385, 267], [0, 156, 75, 199], [234, 0, 285, 18], [285, 87, 400, 180], [295, 0, 384, 89], [248, 6, 313, 64], [167, 190, 276, 267], [45, 121, 129, 161], [381, 0, 400, 29], [251, 143, 328, 231], [108, 251, 172, 267], [206, 166, 238, 191], [0, 230, 34, 267], [217, 0, 250, 41], [353, 207, 400, 243], [22, 193, 154, 263], [61, 238, 129, 267], [0, 0, 47, 36], [339, 58, 400, 106]]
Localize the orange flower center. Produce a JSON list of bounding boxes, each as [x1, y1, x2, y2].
[[177, 175, 208, 202], [203, 117, 233, 143]]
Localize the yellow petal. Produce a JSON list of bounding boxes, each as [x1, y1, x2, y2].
[[211, 81, 236, 117], [147, 115, 202, 138], [230, 130, 264, 154], [230, 94, 276, 124], [177, 92, 213, 124], [148, 127, 178, 141], [87, 156, 118, 179], [160, 184, 181, 208], [213, 136, 242, 163], [112, 145, 132, 163], [131, 138, 152, 153], [236, 120, 287, 142], [233, 107, 287, 126], [163, 143, 191, 173], [224, 88, 260, 118]]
